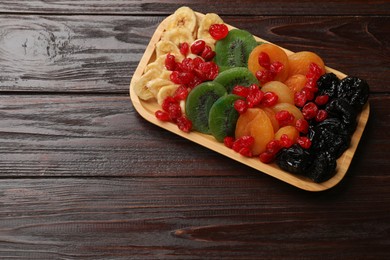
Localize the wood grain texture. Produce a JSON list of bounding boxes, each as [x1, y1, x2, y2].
[[0, 0, 389, 15], [0, 94, 388, 178], [0, 177, 389, 259], [0, 15, 388, 93]]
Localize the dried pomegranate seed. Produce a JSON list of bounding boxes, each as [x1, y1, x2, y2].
[[224, 136, 235, 148], [315, 94, 329, 106], [258, 52, 271, 69], [301, 87, 315, 101], [232, 136, 254, 153], [188, 76, 203, 89], [270, 61, 284, 74], [209, 24, 229, 40], [280, 134, 294, 148], [179, 42, 189, 57], [294, 91, 307, 107], [162, 96, 178, 112], [315, 109, 328, 122], [261, 91, 278, 107], [295, 119, 309, 134], [275, 110, 295, 127], [201, 45, 216, 61], [232, 85, 250, 98], [176, 115, 192, 132], [255, 69, 274, 85], [165, 54, 177, 71], [266, 140, 282, 154], [193, 57, 203, 69], [246, 84, 264, 107], [190, 40, 206, 55], [180, 72, 195, 85], [302, 102, 319, 120], [180, 58, 195, 72], [198, 61, 219, 81], [297, 136, 312, 149], [155, 110, 170, 121], [239, 147, 253, 157], [173, 85, 189, 101], [259, 151, 275, 163], [168, 102, 182, 121], [234, 99, 248, 114]]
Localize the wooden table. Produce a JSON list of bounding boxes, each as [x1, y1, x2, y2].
[[0, 1, 389, 259]]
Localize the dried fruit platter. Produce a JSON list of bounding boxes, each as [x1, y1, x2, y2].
[[129, 11, 370, 191]]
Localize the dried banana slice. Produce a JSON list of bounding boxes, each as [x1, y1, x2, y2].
[[146, 78, 172, 97], [155, 40, 184, 59], [166, 6, 197, 35], [197, 13, 224, 44], [133, 68, 161, 101], [162, 27, 195, 47], [157, 84, 180, 105]]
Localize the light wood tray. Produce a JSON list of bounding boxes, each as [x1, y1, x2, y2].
[[129, 12, 370, 191]]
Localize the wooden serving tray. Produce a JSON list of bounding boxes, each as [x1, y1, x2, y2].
[[129, 12, 370, 191]]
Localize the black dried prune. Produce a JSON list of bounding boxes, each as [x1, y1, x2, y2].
[[310, 118, 351, 158], [326, 98, 357, 134], [307, 152, 337, 183], [317, 73, 340, 98], [337, 76, 369, 111], [276, 144, 312, 175]]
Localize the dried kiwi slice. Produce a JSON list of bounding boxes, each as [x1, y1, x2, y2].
[[185, 82, 227, 134], [209, 94, 242, 142], [214, 29, 258, 69], [213, 67, 259, 93]]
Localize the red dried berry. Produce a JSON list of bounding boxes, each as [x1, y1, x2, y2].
[[234, 99, 248, 114], [315, 94, 330, 106], [201, 45, 216, 61], [258, 52, 271, 69], [224, 136, 235, 148], [255, 69, 274, 85], [259, 151, 275, 163], [301, 87, 315, 101], [239, 147, 253, 157], [232, 85, 250, 98], [280, 134, 294, 148], [209, 24, 229, 40], [315, 109, 328, 122], [190, 40, 206, 55], [179, 42, 189, 57], [155, 110, 170, 121], [165, 54, 177, 71], [266, 140, 282, 155], [198, 61, 219, 81], [261, 92, 278, 107], [246, 84, 264, 107], [275, 110, 295, 127], [295, 118, 309, 134], [176, 115, 192, 132], [168, 103, 182, 121], [302, 102, 319, 120], [173, 85, 189, 101], [297, 136, 312, 149], [162, 96, 177, 112], [270, 61, 284, 74], [232, 136, 254, 153], [294, 91, 307, 107]]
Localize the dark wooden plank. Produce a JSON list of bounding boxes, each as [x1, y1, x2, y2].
[[0, 177, 389, 259], [0, 15, 388, 93], [0, 94, 388, 178], [0, 0, 389, 16]]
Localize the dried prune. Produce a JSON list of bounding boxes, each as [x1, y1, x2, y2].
[[275, 144, 312, 175], [307, 152, 337, 183], [326, 98, 357, 134], [337, 76, 369, 111], [317, 73, 340, 98], [309, 118, 351, 158]]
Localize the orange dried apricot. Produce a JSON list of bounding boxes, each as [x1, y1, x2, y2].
[[287, 51, 325, 78]]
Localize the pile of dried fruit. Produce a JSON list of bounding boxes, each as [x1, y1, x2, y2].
[[133, 6, 369, 183]]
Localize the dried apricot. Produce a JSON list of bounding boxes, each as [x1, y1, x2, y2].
[[287, 51, 325, 78], [248, 43, 289, 83], [284, 74, 307, 93]]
